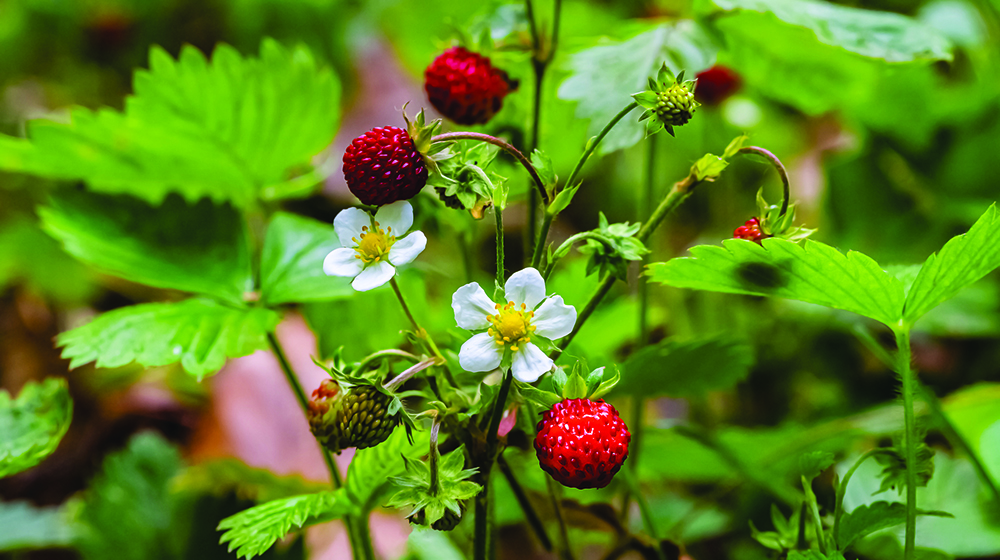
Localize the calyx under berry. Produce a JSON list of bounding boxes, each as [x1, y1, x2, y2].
[[632, 63, 700, 137], [736, 188, 815, 244]]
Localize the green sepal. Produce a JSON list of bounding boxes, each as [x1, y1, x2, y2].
[[562, 369, 588, 400], [723, 135, 748, 159], [645, 117, 665, 137], [385, 445, 481, 527], [590, 367, 620, 399], [516, 381, 562, 410], [632, 90, 660, 110], [548, 182, 581, 215], [656, 62, 675, 87]]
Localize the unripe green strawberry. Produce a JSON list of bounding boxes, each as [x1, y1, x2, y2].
[[656, 83, 696, 126], [409, 503, 465, 531], [307, 379, 398, 453]]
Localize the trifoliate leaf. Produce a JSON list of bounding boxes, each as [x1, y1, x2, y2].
[[259, 212, 353, 305], [615, 334, 754, 399], [648, 238, 906, 327], [58, 299, 280, 380], [0, 378, 73, 479], [218, 491, 351, 560], [558, 22, 716, 154], [904, 205, 1000, 325], [40, 190, 253, 305], [0, 39, 340, 207]]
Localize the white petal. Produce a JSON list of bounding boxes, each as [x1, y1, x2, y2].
[[333, 207, 371, 248], [323, 248, 363, 278], [503, 267, 545, 308], [374, 200, 413, 237], [387, 231, 426, 266], [511, 343, 553, 383], [351, 261, 395, 292], [458, 332, 503, 373], [531, 295, 577, 340], [452, 283, 496, 330]]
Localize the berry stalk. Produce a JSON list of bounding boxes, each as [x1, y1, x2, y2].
[[737, 146, 790, 219], [431, 132, 549, 205]]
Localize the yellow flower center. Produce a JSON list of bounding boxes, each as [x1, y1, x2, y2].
[[487, 301, 537, 352], [352, 221, 396, 265]]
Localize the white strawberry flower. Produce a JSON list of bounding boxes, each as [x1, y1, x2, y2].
[[452, 268, 577, 383], [323, 201, 427, 292]]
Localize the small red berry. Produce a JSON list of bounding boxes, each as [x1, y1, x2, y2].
[[695, 65, 741, 106], [424, 47, 512, 125], [343, 126, 427, 206], [534, 398, 631, 489], [733, 217, 766, 243]]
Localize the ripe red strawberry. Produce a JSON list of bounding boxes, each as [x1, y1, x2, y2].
[[534, 398, 631, 489], [424, 47, 512, 125], [343, 126, 428, 206], [733, 217, 766, 243], [695, 65, 741, 106]]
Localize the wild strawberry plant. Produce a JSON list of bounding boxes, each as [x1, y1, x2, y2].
[[0, 1, 998, 560]]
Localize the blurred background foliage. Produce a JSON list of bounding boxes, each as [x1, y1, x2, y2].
[[0, 0, 998, 559]]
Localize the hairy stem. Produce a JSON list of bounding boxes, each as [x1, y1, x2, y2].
[[737, 146, 790, 218], [474, 370, 515, 560], [895, 328, 918, 560], [431, 132, 549, 205], [497, 453, 553, 551], [266, 332, 369, 560]]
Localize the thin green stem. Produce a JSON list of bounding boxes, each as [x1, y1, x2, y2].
[[431, 132, 549, 205], [267, 333, 370, 560], [474, 370, 515, 560], [384, 357, 438, 392], [390, 276, 444, 361], [355, 349, 420, 374], [737, 146, 790, 218], [497, 453, 553, 551], [833, 448, 881, 548], [429, 416, 442, 495], [894, 328, 918, 560], [495, 206, 505, 288], [531, 101, 639, 268]]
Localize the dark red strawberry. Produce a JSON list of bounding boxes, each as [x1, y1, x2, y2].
[[733, 217, 766, 243], [695, 65, 741, 106], [424, 47, 512, 125], [343, 126, 427, 206], [534, 399, 631, 489]]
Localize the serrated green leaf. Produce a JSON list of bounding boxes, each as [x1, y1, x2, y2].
[[259, 212, 352, 305], [558, 22, 715, 154], [0, 378, 72, 479], [530, 149, 556, 190], [1, 39, 339, 207], [800, 450, 836, 482], [218, 491, 351, 560], [615, 334, 754, 399], [701, 0, 952, 115], [836, 501, 911, 550], [0, 501, 76, 552], [76, 433, 184, 560], [57, 299, 280, 379], [648, 238, 906, 326], [40, 190, 252, 305], [347, 428, 429, 513], [903, 205, 1000, 325]]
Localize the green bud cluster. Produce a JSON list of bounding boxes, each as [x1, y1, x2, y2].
[[655, 84, 696, 126], [308, 380, 399, 453], [632, 63, 700, 137]]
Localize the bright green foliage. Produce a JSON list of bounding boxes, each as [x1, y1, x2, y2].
[[0, 378, 73, 479], [614, 334, 754, 398], [575, 213, 648, 280], [57, 299, 280, 379], [0, 501, 76, 552], [346, 428, 429, 513], [787, 551, 847, 560], [40, 190, 253, 305], [407, 527, 466, 560], [386, 445, 480, 526], [217, 491, 351, 560], [75, 433, 184, 560], [836, 501, 913, 551], [558, 22, 715, 154], [903, 205, 1000, 325], [259, 212, 352, 305], [700, 0, 952, 115], [648, 238, 906, 327], [0, 39, 340, 207]]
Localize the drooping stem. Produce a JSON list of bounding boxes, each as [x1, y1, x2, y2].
[[266, 332, 370, 560], [894, 327, 918, 560], [496, 453, 553, 551], [532, 101, 639, 268], [431, 132, 549, 205], [495, 206, 505, 288], [737, 146, 790, 218], [474, 370, 515, 560]]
